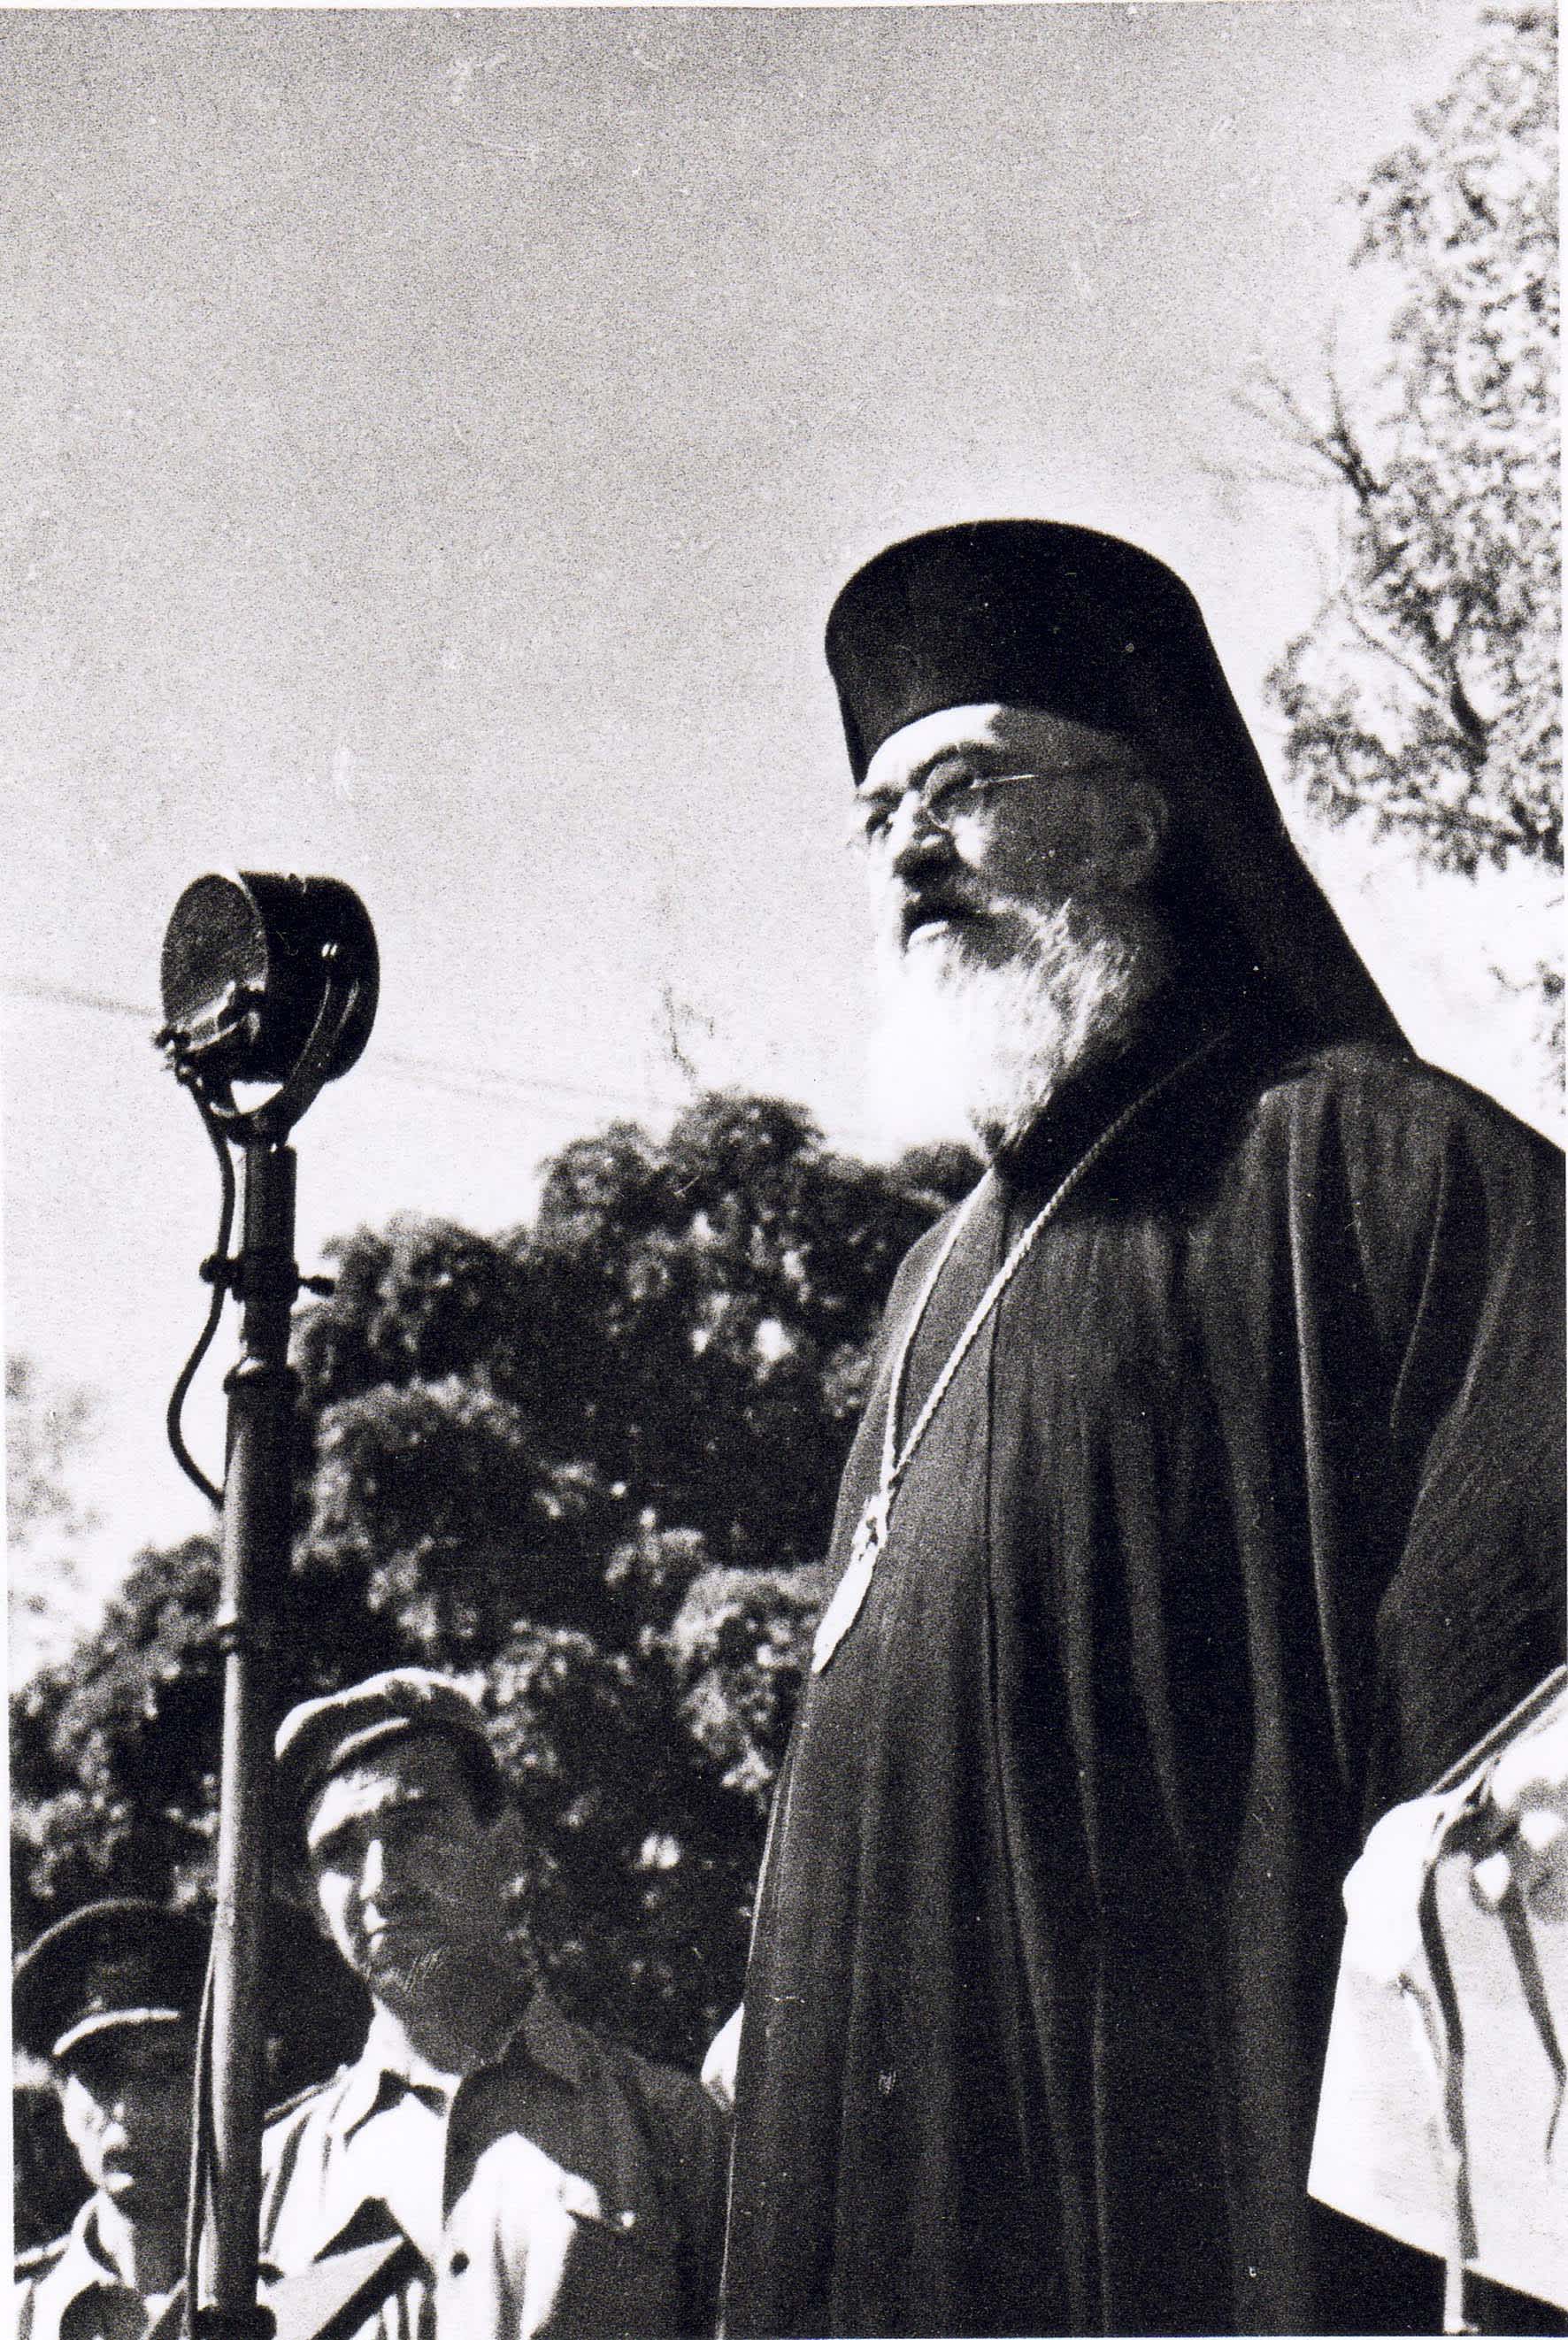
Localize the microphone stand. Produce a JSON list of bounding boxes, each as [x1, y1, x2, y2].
[[160, 956, 368, 2340], [199, 1133, 299, 2339]]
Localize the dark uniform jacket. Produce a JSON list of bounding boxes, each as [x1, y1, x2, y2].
[[723, 996, 1565, 2338]]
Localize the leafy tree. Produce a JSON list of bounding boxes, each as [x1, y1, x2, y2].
[[12, 1097, 977, 2077], [1257, 9, 1560, 1061]]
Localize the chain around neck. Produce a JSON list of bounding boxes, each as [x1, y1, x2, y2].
[[877, 1030, 1228, 1512]]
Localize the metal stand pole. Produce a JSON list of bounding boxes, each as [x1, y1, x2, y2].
[[158, 874, 377, 2340], [198, 1135, 298, 2340]]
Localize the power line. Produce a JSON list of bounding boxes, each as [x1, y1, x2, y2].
[[4, 975, 883, 1149], [6, 977, 682, 1118], [7, 979, 150, 1025], [369, 1041, 680, 1120]]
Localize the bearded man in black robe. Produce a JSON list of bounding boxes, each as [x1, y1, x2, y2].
[[719, 523, 1564, 2339]]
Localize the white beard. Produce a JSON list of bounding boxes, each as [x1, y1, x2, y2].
[[868, 897, 1157, 1158]]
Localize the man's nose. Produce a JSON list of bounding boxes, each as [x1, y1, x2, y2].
[[358, 1835, 387, 1901], [888, 794, 954, 877]]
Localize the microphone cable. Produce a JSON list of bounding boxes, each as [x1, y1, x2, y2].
[[182, 1944, 219, 2330], [165, 1082, 235, 1509], [171, 1083, 229, 2321]]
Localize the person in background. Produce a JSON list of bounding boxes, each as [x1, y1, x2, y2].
[[13, 1898, 207, 2340], [260, 1666, 727, 2340], [719, 520, 1565, 2337]]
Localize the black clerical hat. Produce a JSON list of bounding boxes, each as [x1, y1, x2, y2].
[[826, 521, 1218, 781], [825, 521, 1403, 1050], [13, 1898, 208, 2063]]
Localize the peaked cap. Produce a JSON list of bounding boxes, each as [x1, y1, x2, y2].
[[14, 1898, 207, 2063], [274, 1666, 501, 1848]]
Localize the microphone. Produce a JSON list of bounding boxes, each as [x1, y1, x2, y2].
[[156, 871, 378, 1097]]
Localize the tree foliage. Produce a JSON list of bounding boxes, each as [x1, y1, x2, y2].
[[1260, 10, 1559, 1030], [12, 1096, 976, 2076]]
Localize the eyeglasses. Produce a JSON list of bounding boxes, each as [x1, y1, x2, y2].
[[848, 757, 1129, 851]]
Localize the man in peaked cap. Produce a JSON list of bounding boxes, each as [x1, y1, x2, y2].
[[719, 523, 1565, 2337], [13, 1898, 207, 2339], [258, 1667, 728, 2340]]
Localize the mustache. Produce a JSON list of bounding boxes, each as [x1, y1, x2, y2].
[[871, 869, 989, 951], [903, 893, 983, 947]]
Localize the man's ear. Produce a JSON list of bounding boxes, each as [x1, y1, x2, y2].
[[484, 1805, 533, 1876], [278, 1859, 334, 1940], [1092, 774, 1170, 896], [55, 2067, 95, 2160]]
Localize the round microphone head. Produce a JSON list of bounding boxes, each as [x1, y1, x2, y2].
[[159, 872, 378, 1086]]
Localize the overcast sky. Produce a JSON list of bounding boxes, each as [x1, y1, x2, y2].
[[4, 2, 1556, 1669]]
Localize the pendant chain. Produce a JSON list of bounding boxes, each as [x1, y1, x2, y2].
[[878, 1028, 1229, 1518], [810, 1029, 1228, 1672]]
